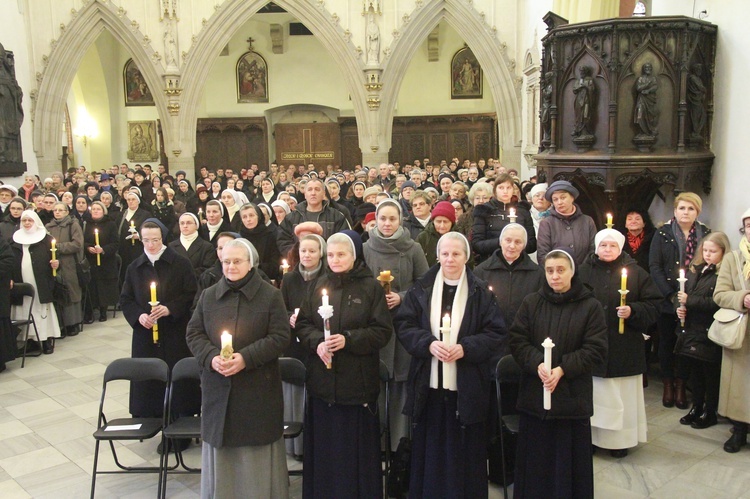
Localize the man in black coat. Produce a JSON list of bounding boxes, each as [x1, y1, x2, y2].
[[120, 219, 198, 419]]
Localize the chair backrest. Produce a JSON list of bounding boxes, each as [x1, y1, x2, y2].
[[279, 357, 305, 386], [104, 357, 170, 384], [11, 282, 35, 299], [171, 357, 200, 383], [496, 354, 522, 384]]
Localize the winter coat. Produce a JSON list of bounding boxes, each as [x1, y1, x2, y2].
[[415, 222, 444, 267], [116, 207, 151, 274], [402, 212, 428, 241], [650, 219, 711, 314], [394, 265, 507, 425], [83, 215, 120, 281], [0, 237, 14, 317], [149, 201, 177, 241], [239, 217, 282, 281], [168, 237, 217, 280], [12, 235, 56, 304], [295, 261, 392, 405], [621, 228, 654, 272], [277, 200, 350, 255], [536, 205, 597, 266], [45, 215, 84, 304], [471, 199, 537, 262], [0, 215, 20, 244], [509, 278, 608, 419], [674, 263, 721, 363], [364, 227, 430, 381], [280, 264, 324, 361], [120, 247, 198, 417], [578, 253, 661, 377], [198, 219, 233, 247], [714, 250, 750, 423], [186, 270, 290, 448]]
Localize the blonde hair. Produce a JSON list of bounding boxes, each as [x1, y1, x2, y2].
[[690, 231, 731, 272], [674, 192, 703, 214]]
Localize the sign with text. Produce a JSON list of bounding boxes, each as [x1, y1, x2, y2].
[[274, 123, 341, 167]]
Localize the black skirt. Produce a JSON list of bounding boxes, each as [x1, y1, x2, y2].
[[303, 395, 382, 499], [0, 318, 15, 370], [514, 413, 594, 498], [409, 389, 488, 499]]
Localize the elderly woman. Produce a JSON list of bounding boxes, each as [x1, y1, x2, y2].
[[510, 249, 607, 497], [714, 210, 750, 452], [416, 200, 457, 266], [675, 232, 730, 430], [120, 219, 198, 426], [536, 180, 596, 266], [238, 203, 281, 281], [167, 212, 217, 280], [117, 190, 150, 287], [83, 201, 119, 323], [578, 229, 661, 457], [395, 232, 506, 497], [12, 211, 61, 354], [187, 239, 290, 497], [403, 190, 433, 240], [650, 192, 711, 408], [363, 199, 430, 449], [295, 230, 392, 498], [472, 173, 537, 263], [45, 202, 84, 334]]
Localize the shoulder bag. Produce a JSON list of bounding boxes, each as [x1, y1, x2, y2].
[[708, 251, 748, 349]]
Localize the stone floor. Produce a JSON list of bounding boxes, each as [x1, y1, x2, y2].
[[0, 314, 748, 498]]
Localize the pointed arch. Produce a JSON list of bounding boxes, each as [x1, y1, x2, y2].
[[33, 1, 167, 164], [379, 0, 522, 157], [179, 0, 367, 159]]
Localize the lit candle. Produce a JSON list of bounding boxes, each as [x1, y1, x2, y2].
[[509, 208, 517, 222], [94, 229, 101, 266], [619, 269, 628, 334], [130, 220, 136, 245], [379, 270, 391, 281], [150, 282, 157, 303], [606, 213, 613, 227], [322, 289, 329, 307], [442, 314, 451, 330], [51, 238, 57, 276], [221, 330, 232, 349], [281, 259, 290, 274], [679, 269, 686, 293], [542, 337, 556, 410], [621, 269, 628, 291], [198, 208, 203, 222]]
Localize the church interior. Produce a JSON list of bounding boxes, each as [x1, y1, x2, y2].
[[2, 0, 750, 497]]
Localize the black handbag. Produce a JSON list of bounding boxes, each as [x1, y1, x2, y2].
[[76, 256, 91, 287], [52, 274, 71, 305]]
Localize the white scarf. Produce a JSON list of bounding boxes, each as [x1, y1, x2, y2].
[[180, 231, 200, 251], [416, 215, 430, 227], [207, 221, 222, 241], [226, 202, 240, 222], [125, 208, 136, 221], [429, 268, 468, 391], [145, 244, 167, 265]]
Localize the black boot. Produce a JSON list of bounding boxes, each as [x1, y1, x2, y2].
[[42, 339, 55, 355], [67, 325, 80, 337], [692, 408, 718, 429], [99, 309, 108, 322], [724, 422, 748, 453], [680, 404, 703, 425]]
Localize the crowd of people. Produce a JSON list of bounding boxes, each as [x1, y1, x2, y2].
[[1, 157, 750, 498]]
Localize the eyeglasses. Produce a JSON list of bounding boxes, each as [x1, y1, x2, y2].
[[222, 259, 249, 266]]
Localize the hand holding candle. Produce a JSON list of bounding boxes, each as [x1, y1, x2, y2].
[[677, 269, 688, 327], [509, 208, 517, 223], [149, 282, 159, 344], [542, 337, 556, 410], [94, 229, 101, 266], [318, 289, 333, 369], [129, 221, 136, 245], [618, 269, 629, 334], [220, 330, 234, 360], [51, 239, 57, 276]]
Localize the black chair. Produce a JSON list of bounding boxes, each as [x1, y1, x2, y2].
[[280, 357, 306, 476], [10, 282, 42, 368], [495, 354, 522, 499], [90, 358, 169, 499], [159, 357, 201, 499], [378, 360, 392, 498]]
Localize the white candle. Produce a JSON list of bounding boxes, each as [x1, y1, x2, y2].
[[542, 337, 555, 410], [322, 289, 329, 307], [679, 269, 686, 293], [221, 331, 232, 349], [442, 314, 451, 330], [509, 208, 517, 222]]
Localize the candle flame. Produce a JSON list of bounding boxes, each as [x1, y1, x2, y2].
[[622, 269, 627, 277], [322, 289, 327, 296], [282, 259, 288, 266], [151, 282, 156, 287], [95, 229, 98, 233], [51, 239, 56, 244]]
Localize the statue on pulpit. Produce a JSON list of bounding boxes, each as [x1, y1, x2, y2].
[[687, 63, 708, 141], [572, 65, 596, 139], [0, 42, 24, 165], [541, 71, 554, 144], [633, 63, 659, 138]]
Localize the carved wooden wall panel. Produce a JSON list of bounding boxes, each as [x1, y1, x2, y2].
[[195, 118, 268, 177], [275, 123, 341, 168]]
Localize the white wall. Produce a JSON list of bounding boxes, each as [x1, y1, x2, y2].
[[651, 0, 750, 246], [0, 1, 39, 184]]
